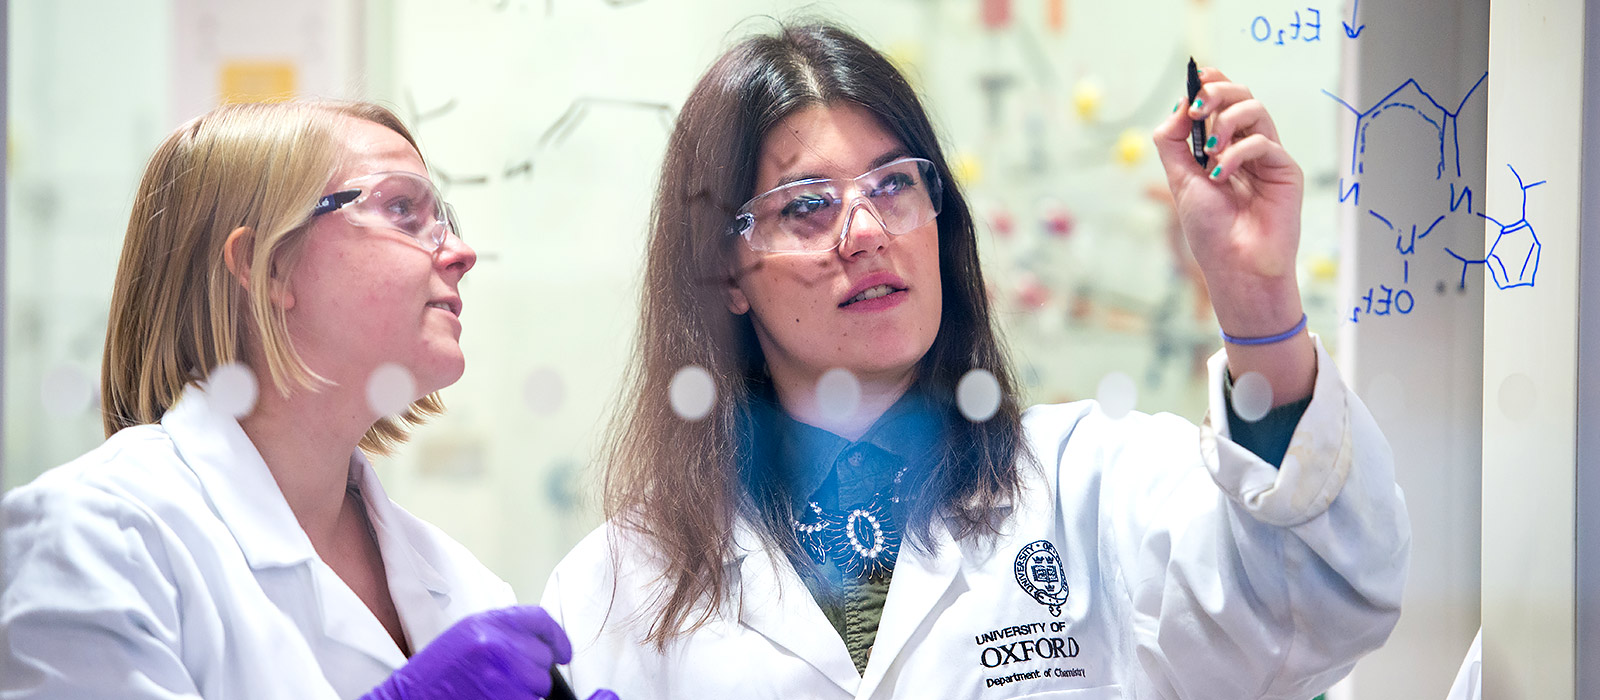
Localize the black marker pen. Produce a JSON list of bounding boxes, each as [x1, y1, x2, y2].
[[1187, 57, 1209, 168], [548, 668, 580, 700]]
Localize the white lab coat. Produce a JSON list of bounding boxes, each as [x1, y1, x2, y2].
[[542, 337, 1410, 700], [1443, 629, 1481, 700], [0, 385, 515, 699]]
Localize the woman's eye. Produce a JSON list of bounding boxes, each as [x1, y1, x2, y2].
[[780, 194, 833, 219], [869, 172, 916, 197], [384, 197, 418, 220]]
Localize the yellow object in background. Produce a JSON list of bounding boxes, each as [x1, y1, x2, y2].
[[219, 60, 297, 104], [1072, 79, 1102, 121], [885, 41, 926, 91], [886, 41, 924, 75], [1114, 128, 1146, 166], [1309, 255, 1339, 282], [951, 152, 983, 187]]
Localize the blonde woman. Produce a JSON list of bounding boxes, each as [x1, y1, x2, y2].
[[1, 101, 612, 700]]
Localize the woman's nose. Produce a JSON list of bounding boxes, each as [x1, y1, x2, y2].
[[436, 232, 477, 277], [836, 200, 891, 259]]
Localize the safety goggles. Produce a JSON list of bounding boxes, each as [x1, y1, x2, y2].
[[311, 171, 460, 252], [728, 157, 943, 254]]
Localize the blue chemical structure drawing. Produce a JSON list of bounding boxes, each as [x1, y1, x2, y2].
[[1445, 164, 1544, 290], [1325, 73, 1544, 323], [1324, 72, 1487, 187], [1342, 161, 1543, 323]]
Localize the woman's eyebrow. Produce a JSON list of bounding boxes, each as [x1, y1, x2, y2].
[[771, 170, 830, 188], [868, 149, 914, 170], [770, 149, 915, 188]]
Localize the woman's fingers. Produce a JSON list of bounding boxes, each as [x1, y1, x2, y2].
[[1199, 65, 1232, 84], [1154, 96, 1206, 178], [1156, 70, 1267, 173], [1205, 133, 1299, 184], [1186, 79, 1254, 123], [1154, 68, 1300, 198], [1199, 97, 1282, 158], [1160, 77, 1289, 179]]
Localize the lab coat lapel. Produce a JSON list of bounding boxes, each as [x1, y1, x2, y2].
[[166, 384, 409, 671], [351, 456, 456, 649], [857, 516, 965, 698], [731, 519, 861, 695], [310, 560, 410, 670], [164, 385, 317, 571]]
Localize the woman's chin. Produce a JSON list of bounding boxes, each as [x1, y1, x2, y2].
[[434, 360, 468, 392], [411, 354, 467, 396], [831, 354, 924, 384]]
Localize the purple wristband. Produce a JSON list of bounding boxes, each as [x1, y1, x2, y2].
[[1220, 313, 1307, 346]]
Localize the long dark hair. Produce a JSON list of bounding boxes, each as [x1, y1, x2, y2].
[[601, 22, 1029, 646]]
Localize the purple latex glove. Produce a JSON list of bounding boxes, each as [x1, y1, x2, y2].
[[361, 605, 613, 700]]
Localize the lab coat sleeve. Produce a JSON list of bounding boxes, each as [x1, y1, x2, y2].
[[541, 526, 673, 700], [1, 476, 202, 699], [1443, 629, 1481, 700], [542, 527, 625, 700], [1097, 334, 1409, 699]]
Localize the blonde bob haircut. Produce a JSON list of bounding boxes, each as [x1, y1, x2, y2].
[[102, 99, 441, 455]]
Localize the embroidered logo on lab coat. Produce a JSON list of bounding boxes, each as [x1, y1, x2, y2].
[[1014, 540, 1069, 616]]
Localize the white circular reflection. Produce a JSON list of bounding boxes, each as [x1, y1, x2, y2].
[[956, 369, 1002, 422], [40, 365, 94, 418], [366, 363, 418, 418], [523, 367, 566, 416], [1095, 372, 1137, 420], [1497, 373, 1536, 421], [1231, 371, 1274, 423], [669, 365, 716, 421], [816, 368, 862, 421], [207, 362, 259, 419]]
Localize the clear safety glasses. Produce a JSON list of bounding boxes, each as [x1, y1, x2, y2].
[[728, 157, 943, 254], [311, 171, 461, 252]]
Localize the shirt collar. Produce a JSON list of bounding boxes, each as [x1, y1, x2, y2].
[[753, 389, 944, 504]]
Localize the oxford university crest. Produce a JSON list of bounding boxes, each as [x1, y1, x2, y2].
[[1014, 539, 1069, 617]]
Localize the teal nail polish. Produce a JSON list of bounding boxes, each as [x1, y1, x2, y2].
[[1209, 165, 1223, 179], [1205, 135, 1218, 150], [1192, 98, 1204, 110], [1173, 101, 1181, 113]]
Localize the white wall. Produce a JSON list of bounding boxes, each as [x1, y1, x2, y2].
[[1481, 0, 1589, 697], [1336, 0, 1488, 695]]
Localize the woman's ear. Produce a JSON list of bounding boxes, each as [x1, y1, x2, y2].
[[223, 226, 294, 310], [726, 278, 751, 315], [222, 226, 254, 288]]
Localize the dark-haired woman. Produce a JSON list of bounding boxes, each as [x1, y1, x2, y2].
[[543, 23, 1408, 700]]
